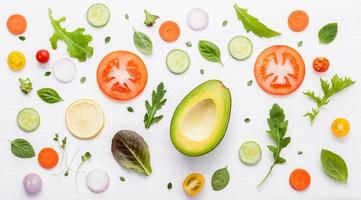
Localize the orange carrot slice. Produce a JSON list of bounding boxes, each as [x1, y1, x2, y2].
[[7, 14, 27, 35], [159, 21, 180, 42], [288, 10, 309, 32], [289, 168, 311, 191], [38, 147, 59, 169]]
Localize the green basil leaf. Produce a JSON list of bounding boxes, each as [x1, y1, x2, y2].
[[318, 23, 338, 44], [10, 138, 35, 158], [211, 166, 230, 191], [111, 130, 152, 176], [37, 88, 63, 103], [321, 149, 348, 183], [198, 40, 223, 66], [133, 30, 152, 55]]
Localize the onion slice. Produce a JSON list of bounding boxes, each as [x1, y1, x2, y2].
[[52, 58, 77, 83], [187, 8, 209, 31]]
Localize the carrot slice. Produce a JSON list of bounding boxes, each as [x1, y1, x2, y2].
[[159, 21, 180, 42], [289, 168, 311, 191], [7, 14, 27, 35], [38, 147, 59, 169], [288, 10, 309, 32]]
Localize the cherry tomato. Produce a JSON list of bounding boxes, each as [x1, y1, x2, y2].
[[36, 49, 50, 63], [331, 118, 350, 137], [182, 173, 205, 196], [254, 45, 306, 95], [97, 51, 148, 101], [313, 57, 329, 72]]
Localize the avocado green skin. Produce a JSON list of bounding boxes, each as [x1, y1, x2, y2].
[[170, 80, 232, 157]]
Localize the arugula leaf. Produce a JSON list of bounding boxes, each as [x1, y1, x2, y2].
[[48, 9, 93, 62], [258, 104, 290, 187], [233, 4, 281, 38], [318, 23, 338, 44], [144, 83, 167, 129], [304, 74, 355, 124]]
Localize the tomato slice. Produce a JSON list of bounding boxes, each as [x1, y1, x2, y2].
[[254, 45, 305, 95], [313, 57, 329, 73], [97, 51, 148, 101]]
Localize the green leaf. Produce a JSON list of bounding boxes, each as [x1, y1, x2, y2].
[[37, 88, 63, 103], [167, 182, 172, 190], [198, 40, 223, 66], [247, 80, 253, 86], [111, 130, 152, 176], [144, 82, 167, 129], [133, 30, 152, 56], [222, 20, 228, 27], [80, 76, 86, 84], [297, 41, 303, 47], [185, 41, 192, 47], [19, 78, 32, 95], [127, 106, 134, 113], [44, 71, 51, 76], [104, 36, 111, 44], [119, 176, 126, 182], [318, 23, 338, 44], [211, 166, 230, 191], [10, 138, 35, 158], [144, 9, 159, 27], [233, 4, 281, 38], [48, 9, 93, 62], [321, 149, 348, 183], [19, 36, 26, 41]]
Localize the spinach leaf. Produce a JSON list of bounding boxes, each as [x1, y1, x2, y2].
[[233, 4, 281, 38], [321, 149, 348, 183], [37, 88, 63, 103], [133, 29, 153, 56], [111, 130, 152, 176], [10, 138, 35, 158], [48, 9, 93, 62], [198, 40, 223, 66], [318, 23, 338, 44], [211, 166, 230, 191]]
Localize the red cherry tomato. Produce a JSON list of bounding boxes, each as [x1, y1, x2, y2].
[[36, 50, 50, 63], [313, 57, 329, 72]]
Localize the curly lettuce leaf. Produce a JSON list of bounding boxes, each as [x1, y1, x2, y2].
[[48, 9, 93, 62]]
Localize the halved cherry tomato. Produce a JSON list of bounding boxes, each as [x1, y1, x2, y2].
[[8, 51, 26, 71], [313, 57, 329, 73], [97, 51, 148, 101], [38, 147, 59, 169], [254, 45, 305, 95], [183, 173, 205, 196], [289, 168, 311, 191], [331, 118, 350, 137], [36, 49, 50, 63]]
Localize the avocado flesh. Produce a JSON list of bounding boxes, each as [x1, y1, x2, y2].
[[170, 80, 231, 156]]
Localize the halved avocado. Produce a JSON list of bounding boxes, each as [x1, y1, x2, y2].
[[170, 80, 231, 156]]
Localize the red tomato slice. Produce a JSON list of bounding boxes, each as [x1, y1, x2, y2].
[[97, 51, 148, 101], [254, 45, 305, 95]]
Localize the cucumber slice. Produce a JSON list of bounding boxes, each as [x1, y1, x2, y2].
[[17, 108, 40, 132], [239, 141, 262, 165], [87, 3, 110, 28], [228, 36, 253, 60], [166, 49, 190, 74]]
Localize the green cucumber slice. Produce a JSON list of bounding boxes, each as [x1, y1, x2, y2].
[[239, 141, 261, 165], [228, 36, 253, 60], [166, 49, 190, 74], [87, 3, 110, 28], [17, 108, 40, 132]]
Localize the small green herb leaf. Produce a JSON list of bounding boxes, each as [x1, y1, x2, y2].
[[211, 166, 230, 191], [167, 182, 172, 190], [298, 151, 303, 155], [19, 36, 26, 41], [200, 69, 205, 74], [233, 4, 281, 38], [37, 88, 63, 103], [297, 41, 303, 47], [144, 83, 167, 129], [125, 14, 129, 20], [127, 106, 134, 113], [318, 23, 338, 44], [44, 71, 51, 76], [247, 80, 253, 86], [104, 36, 111, 44], [19, 78, 32, 95], [222, 20, 228, 27], [185, 41, 192, 47], [321, 149, 348, 183], [81, 152, 91, 162], [133, 29, 153, 55], [120, 176, 125, 182], [10, 138, 35, 158], [80, 76, 86, 84], [244, 118, 250, 123], [198, 40, 223, 66]]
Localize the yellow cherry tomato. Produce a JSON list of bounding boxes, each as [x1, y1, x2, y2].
[[182, 173, 205, 196], [8, 51, 26, 71], [331, 118, 350, 137]]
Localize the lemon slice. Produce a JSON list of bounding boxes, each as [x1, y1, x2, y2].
[[65, 99, 105, 139]]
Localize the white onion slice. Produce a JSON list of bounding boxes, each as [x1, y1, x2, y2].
[[23, 173, 42, 194], [52, 58, 77, 83], [187, 8, 209, 31], [86, 169, 110, 193]]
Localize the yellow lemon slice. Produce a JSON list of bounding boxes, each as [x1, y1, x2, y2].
[[65, 99, 105, 139]]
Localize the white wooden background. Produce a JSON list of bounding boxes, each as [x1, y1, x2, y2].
[[0, 0, 361, 199]]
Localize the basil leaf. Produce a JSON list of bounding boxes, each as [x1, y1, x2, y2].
[[211, 166, 230, 191], [133, 30, 152, 55], [318, 23, 338, 44], [37, 88, 63, 103], [321, 149, 348, 183], [10, 138, 35, 158], [233, 4, 281, 38], [198, 40, 223, 66], [111, 130, 152, 176]]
